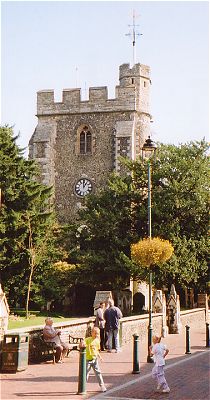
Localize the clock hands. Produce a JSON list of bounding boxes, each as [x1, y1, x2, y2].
[[75, 178, 92, 197]]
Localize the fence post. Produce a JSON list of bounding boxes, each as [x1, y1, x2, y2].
[[206, 322, 209, 348], [132, 334, 140, 374], [77, 346, 86, 394], [185, 325, 191, 354]]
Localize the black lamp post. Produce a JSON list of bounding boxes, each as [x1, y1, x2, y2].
[[142, 136, 157, 363]]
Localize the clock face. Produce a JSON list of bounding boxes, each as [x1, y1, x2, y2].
[[75, 178, 93, 197]]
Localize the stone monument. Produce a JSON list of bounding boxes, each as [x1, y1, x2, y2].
[[93, 291, 113, 315], [197, 293, 209, 321], [113, 289, 132, 316], [153, 289, 168, 337], [167, 284, 182, 334], [0, 284, 10, 338]]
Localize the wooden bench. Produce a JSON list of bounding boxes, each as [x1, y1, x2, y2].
[[30, 332, 83, 364]]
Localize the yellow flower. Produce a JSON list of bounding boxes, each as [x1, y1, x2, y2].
[[131, 237, 174, 268]]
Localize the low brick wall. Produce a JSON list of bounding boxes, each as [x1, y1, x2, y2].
[[180, 308, 206, 327], [120, 313, 163, 345], [6, 308, 207, 361], [120, 308, 207, 345]]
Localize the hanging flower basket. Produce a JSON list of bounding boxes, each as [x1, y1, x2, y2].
[[131, 237, 174, 268]]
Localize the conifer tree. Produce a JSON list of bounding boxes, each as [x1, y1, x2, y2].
[[0, 126, 58, 314]]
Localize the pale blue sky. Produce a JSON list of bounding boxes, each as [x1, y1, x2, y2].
[[1, 1, 209, 153]]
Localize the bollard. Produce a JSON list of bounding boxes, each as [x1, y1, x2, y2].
[[206, 322, 209, 348], [132, 334, 140, 374], [77, 346, 86, 394], [185, 325, 191, 354]]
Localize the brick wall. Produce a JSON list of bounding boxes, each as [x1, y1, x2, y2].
[[6, 309, 207, 361]]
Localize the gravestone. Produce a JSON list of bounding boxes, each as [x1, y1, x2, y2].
[[167, 284, 182, 334], [197, 293, 208, 308], [0, 284, 10, 338], [197, 294, 208, 321], [153, 290, 168, 337], [113, 289, 132, 316], [184, 288, 194, 308], [93, 291, 113, 315]]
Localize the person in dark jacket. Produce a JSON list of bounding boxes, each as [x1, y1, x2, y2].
[[104, 299, 122, 353]]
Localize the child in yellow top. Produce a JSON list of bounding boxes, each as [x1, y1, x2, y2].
[[81, 327, 106, 392]]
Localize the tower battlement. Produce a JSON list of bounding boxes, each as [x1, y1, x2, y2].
[[37, 86, 136, 115], [37, 63, 150, 116], [119, 63, 150, 79], [30, 61, 152, 222]]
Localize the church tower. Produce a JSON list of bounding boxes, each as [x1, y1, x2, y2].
[[29, 63, 152, 223]]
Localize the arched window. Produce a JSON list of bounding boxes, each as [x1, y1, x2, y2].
[[80, 126, 92, 154]]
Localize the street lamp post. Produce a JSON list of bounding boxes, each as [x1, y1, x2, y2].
[[142, 136, 157, 363]]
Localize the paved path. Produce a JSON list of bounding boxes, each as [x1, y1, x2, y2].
[[93, 351, 209, 400], [1, 324, 209, 400]]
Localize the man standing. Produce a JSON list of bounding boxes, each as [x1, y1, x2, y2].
[[104, 299, 122, 353], [95, 302, 106, 351]]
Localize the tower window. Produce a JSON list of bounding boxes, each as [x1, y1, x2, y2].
[[131, 78, 134, 84], [144, 81, 147, 87], [80, 126, 92, 154]]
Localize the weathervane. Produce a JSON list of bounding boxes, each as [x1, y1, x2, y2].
[[125, 10, 143, 67]]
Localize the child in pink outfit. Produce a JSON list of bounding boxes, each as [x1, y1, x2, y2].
[[150, 335, 170, 393]]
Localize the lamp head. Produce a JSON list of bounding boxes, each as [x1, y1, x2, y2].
[[142, 136, 157, 160]]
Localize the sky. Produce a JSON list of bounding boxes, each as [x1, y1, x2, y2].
[[1, 0, 209, 155]]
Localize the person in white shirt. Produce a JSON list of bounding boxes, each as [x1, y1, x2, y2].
[[43, 317, 69, 363], [149, 335, 170, 393]]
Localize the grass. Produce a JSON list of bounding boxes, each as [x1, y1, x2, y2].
[[8, 311, 78, 330]]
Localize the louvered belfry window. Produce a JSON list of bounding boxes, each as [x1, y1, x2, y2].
[[80, 126, 92, 154]]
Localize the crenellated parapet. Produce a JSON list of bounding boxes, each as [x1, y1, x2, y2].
[[30, 62, 152, 222], [119, 63, 150, 83], [37, 86, 136, 115], [36, 63, 151, 116]]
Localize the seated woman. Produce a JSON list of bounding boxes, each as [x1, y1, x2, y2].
[[43, 317, 69, 363]]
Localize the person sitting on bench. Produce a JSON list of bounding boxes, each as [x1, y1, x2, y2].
[[43, 317, 69, 363]]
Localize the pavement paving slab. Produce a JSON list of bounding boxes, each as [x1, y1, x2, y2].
[[1, 324, 209, 400]]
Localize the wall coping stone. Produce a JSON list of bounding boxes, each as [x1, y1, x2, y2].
[[6, 308, 206, 335], [7, 317, 95, 334]]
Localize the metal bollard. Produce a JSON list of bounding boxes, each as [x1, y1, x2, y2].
[[206, 322, 209, 348], [132, 334, 140, 374], [185, 325, 191, 354], [77, 346, 86, 394]]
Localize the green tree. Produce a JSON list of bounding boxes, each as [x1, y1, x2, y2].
[[150, 141, 209, 290], [67, 173, 135, 289], [0, 126, 62, 312], [69, 141, 209, 292]]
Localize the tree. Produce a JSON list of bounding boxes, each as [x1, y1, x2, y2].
[[152, 141, 209, 240], [150, 141, 209, 290], [68, 140, 209, 292], [0, 126, 62, 312], [127, 141, 209, 290], [66, 173, 135, 289]]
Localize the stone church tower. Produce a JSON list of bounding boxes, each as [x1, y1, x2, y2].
[[29, 63, 152, 223]]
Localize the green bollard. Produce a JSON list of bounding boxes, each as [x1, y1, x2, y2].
[[77, 346, 86, 394], [185, 325, 191, 354], [132, 334, 140, 374], [206, 323, 209, 348]]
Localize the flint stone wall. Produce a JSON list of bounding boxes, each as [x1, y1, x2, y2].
[[6, 309, 206, 362], [179, 308, 207, 327]]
